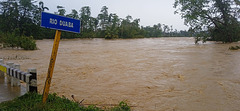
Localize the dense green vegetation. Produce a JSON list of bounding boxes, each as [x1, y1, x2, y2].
[[0, 93, 131, 111], [174, 0, 240, 43], [1, 0, 239, 47], [0, 31, 37, 50], [0, 0, 190, 42]]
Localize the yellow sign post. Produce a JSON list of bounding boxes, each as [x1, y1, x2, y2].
[[42, 30, 61, 103], [41, 12, 80, 103]]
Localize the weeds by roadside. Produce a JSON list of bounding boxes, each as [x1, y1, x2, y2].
[[0, 93, 131, 111]]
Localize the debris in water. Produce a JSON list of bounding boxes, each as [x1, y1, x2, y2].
[[177, 74, 184, 81]]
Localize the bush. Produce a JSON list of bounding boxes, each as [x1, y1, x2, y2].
[[81, 32, 96, 38], [104, 26, 119, 39], [229, 46, 240, 50], [110, 101, 131, 111], [19, 36, 37, 50], [0, 32, 37, 50]]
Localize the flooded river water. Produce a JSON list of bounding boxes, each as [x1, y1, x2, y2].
[[1, 37, 240, 111]]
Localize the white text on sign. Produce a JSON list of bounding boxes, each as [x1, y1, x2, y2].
[[50, 18, 57, 25], [49, 18, 74, 28]]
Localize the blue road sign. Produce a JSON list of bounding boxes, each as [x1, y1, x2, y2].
[[41, 12, 81, 33]]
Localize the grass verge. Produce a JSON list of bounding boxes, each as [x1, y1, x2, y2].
[[0, 93, 131, 111]]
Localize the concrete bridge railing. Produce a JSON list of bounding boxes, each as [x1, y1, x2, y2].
[[0, 59, 37, 92]]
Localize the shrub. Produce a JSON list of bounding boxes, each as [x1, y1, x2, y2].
[[109, 101, 131, 111], [229, 46, 240, 50], [0, 32, 37, 50], [19, 36, 37, 50]]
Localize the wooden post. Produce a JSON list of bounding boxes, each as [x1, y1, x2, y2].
[[6, 62, 14, 84], [28, 68, 37, 93], [11, 64, 20, 87], [42, 30, 61, 103], [0, 59, 4, 78]]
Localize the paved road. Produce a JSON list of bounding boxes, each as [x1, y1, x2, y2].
[[0, 76, 26, 103]]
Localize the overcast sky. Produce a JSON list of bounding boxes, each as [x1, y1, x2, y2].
[[38, 0, 189, 30]]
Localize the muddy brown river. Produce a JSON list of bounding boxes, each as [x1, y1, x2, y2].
[[1, 37, 240, 111]]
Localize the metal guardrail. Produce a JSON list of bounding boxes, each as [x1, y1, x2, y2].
[[0, 59, 37, 92]]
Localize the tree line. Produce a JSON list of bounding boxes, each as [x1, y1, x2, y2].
[[0, 0, 191, 41], [174, 0, 240, 43], [1, 0, 239, 46]]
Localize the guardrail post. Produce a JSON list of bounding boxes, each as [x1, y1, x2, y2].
[[28, 68, 37, 93], [0, 59, 4, 78], [6, 62, 14, 84], [11, 64, 20, 87]]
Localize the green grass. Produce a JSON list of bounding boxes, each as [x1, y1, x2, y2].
[[0, 93, 131, 111]]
